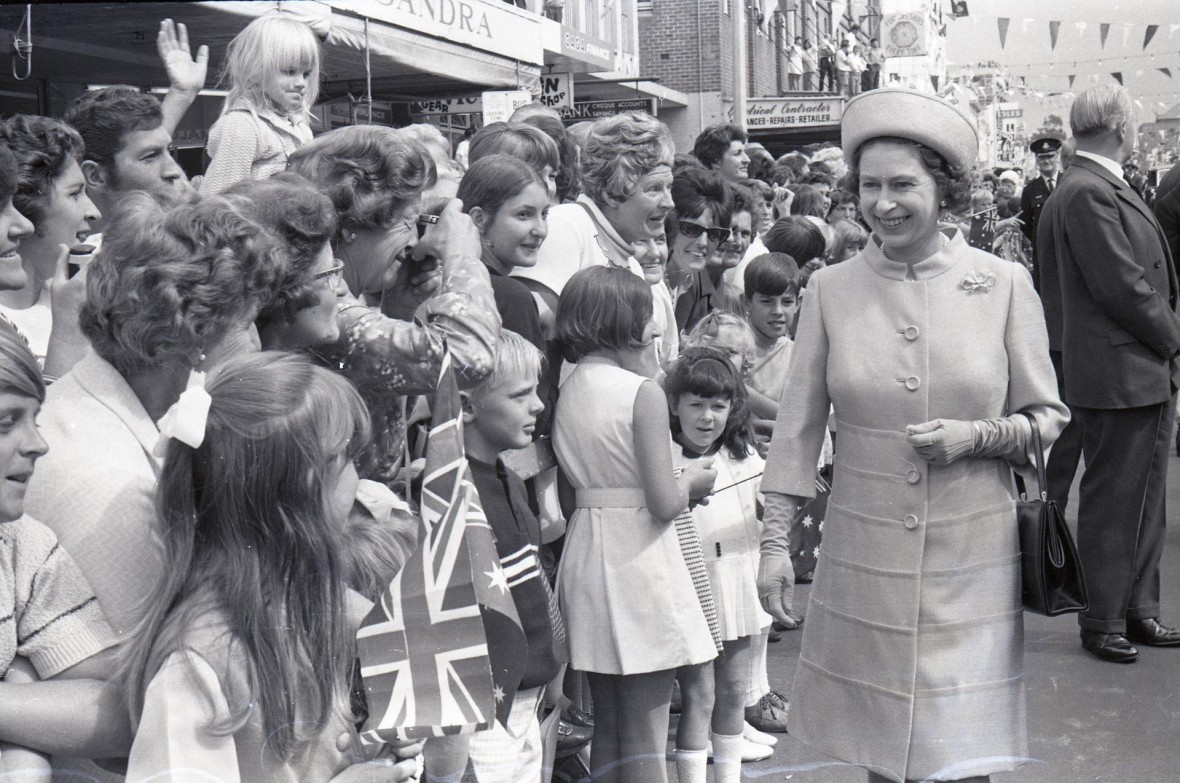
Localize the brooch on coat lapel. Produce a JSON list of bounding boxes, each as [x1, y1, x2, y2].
[[960, 270, 997, 294]]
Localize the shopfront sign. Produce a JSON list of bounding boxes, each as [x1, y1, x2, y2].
[[330, 0, 543, 64], [745, 97, 843, 130], [409, 96, 484, 115], [559, 26, 615, 70], [540, 73, 574, 110], [559, 98, 656, 122]]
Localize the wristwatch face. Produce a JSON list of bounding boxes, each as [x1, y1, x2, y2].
[[890, 20, 919, 48]]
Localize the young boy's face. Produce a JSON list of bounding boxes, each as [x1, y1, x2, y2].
[[632, 235, 667, 285], [466, 375, 544, 456], [0, 393, 47, 523], [746, 292, 798, 342]]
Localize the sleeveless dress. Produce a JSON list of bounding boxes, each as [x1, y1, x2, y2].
[[762, 229, 1068, 782], [553, 358, 717, 675]]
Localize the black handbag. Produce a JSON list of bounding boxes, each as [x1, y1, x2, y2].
[[1016, 413, 1088, 615]]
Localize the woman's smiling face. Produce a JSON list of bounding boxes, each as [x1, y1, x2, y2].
[[857, 141, 943, 265]]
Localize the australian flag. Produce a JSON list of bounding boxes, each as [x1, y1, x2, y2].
[[356, 353, 527, 742]]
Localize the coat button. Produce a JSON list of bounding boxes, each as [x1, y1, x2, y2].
[[904, 514, 919, 530], [906, 469, 921, 484], [902, 325, 920, 341], [1155, 261, 1162, 269], [336, 732, 352, 752], [904, 376, 921, 391]]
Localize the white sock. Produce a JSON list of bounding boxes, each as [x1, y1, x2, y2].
[[674, 748, 708, 783], [711, 731, 744, 783]]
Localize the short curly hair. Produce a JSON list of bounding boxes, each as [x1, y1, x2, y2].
[[580, 112, 674, 205], [287, 126, 436, 233], [223, 172, 337, 328], [846, 136, 971, 214], [0, 115, 85, 227], [63, 86, 162, 171], [0, 144, 18, 205], [80, 192, 283, 376], [692, 123, 748, 170]]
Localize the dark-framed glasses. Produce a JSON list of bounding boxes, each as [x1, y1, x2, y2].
[[677, 221, 731, 244], [313, 262, 346, 287]]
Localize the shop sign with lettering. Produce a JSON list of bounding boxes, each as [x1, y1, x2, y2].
[[559, 26, 614, 70], [409, 96, 484, 115], [540, 73, 573, 110], [744, 97, 843, 130], [559, 98, 655, 122], [329, 0, 543, 64]]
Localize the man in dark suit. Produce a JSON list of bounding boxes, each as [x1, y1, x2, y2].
[[1154, 162, 1180, 454], [1021, 136, 1061, 290], [1038, 84, 1180, 663]]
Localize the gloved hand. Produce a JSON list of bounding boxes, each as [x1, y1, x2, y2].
[[906, 418, 976, 465], [758, 492, 801, 626]]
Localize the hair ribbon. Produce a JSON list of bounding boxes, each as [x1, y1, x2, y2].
[[154, 369, 211, 454]]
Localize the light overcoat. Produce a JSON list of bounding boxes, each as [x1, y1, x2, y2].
[[762, 228, 1068, 782]]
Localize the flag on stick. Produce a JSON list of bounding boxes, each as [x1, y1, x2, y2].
[[357, 354, 527, 742]]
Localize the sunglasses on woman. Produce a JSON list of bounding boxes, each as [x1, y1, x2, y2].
[[677, 221, 731, 245]]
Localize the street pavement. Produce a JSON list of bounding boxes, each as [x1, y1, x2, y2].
[[738, 447, 1180, 783]]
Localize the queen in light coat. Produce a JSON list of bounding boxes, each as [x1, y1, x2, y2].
[[758, 88, 1069, 783]]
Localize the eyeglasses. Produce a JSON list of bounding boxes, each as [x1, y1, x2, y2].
[[313, 262, 346, 287], [677, 221, 731, 244]]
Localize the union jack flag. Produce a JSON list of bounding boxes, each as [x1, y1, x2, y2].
[[356, 354, 527, 742]]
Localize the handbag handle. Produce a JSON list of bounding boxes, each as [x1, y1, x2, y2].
[[1019, 411, 1048, 502], [1019, 411, 1066, 567]]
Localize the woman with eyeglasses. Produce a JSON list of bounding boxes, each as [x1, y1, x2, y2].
[[666, 166, 734, 333], [222, 173, 346, 351], [286, 126, 499, 488]]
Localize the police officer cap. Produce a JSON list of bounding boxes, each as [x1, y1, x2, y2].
[[1029, 137, 1062, 155], [842, 88, 978, 172]]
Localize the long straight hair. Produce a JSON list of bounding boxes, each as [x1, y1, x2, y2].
[[221, 14, 321, 119], [118, 352, 370, 757]]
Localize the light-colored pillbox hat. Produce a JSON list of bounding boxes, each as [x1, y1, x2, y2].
[[841, 87, 979, 172]]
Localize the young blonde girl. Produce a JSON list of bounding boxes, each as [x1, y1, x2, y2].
[[202, 14, 320, 194], [667, 348, 770, 783], [553, 266, 717, 783], [119, 351, 420, 783]]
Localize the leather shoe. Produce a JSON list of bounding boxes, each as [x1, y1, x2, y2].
[[1080, 630, 1138, 663], [1125, 618, 1180, 647]]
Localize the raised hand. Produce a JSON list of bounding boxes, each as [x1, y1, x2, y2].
[[157, 18, 208, 95]]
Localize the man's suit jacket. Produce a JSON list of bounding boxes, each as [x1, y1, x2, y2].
[[1152, 163, 1180, 276], [1037, 156, 1180, 409]]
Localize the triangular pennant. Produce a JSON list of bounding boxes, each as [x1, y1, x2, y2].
[[1123, 22, 1133, 48], [1100, 22, 1110, 48], [1144, 24, 1158, 49], [997, 17, 1010, 49], [1170, 24, 1180, 38], [1160, 67, 1173, 79], [1049, 20, 1061, 50], [1075, 21, 1087, 38], [1112, 72, 1123, 85], [1068, 74, 1075, 88]]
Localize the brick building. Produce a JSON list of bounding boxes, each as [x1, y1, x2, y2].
[[639, 0, 882, 153]]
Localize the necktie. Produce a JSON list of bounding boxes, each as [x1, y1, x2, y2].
[[1046, 177, 1054, 193]]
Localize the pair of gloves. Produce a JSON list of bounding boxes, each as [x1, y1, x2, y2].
[[757, 414, 1034, 625]]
